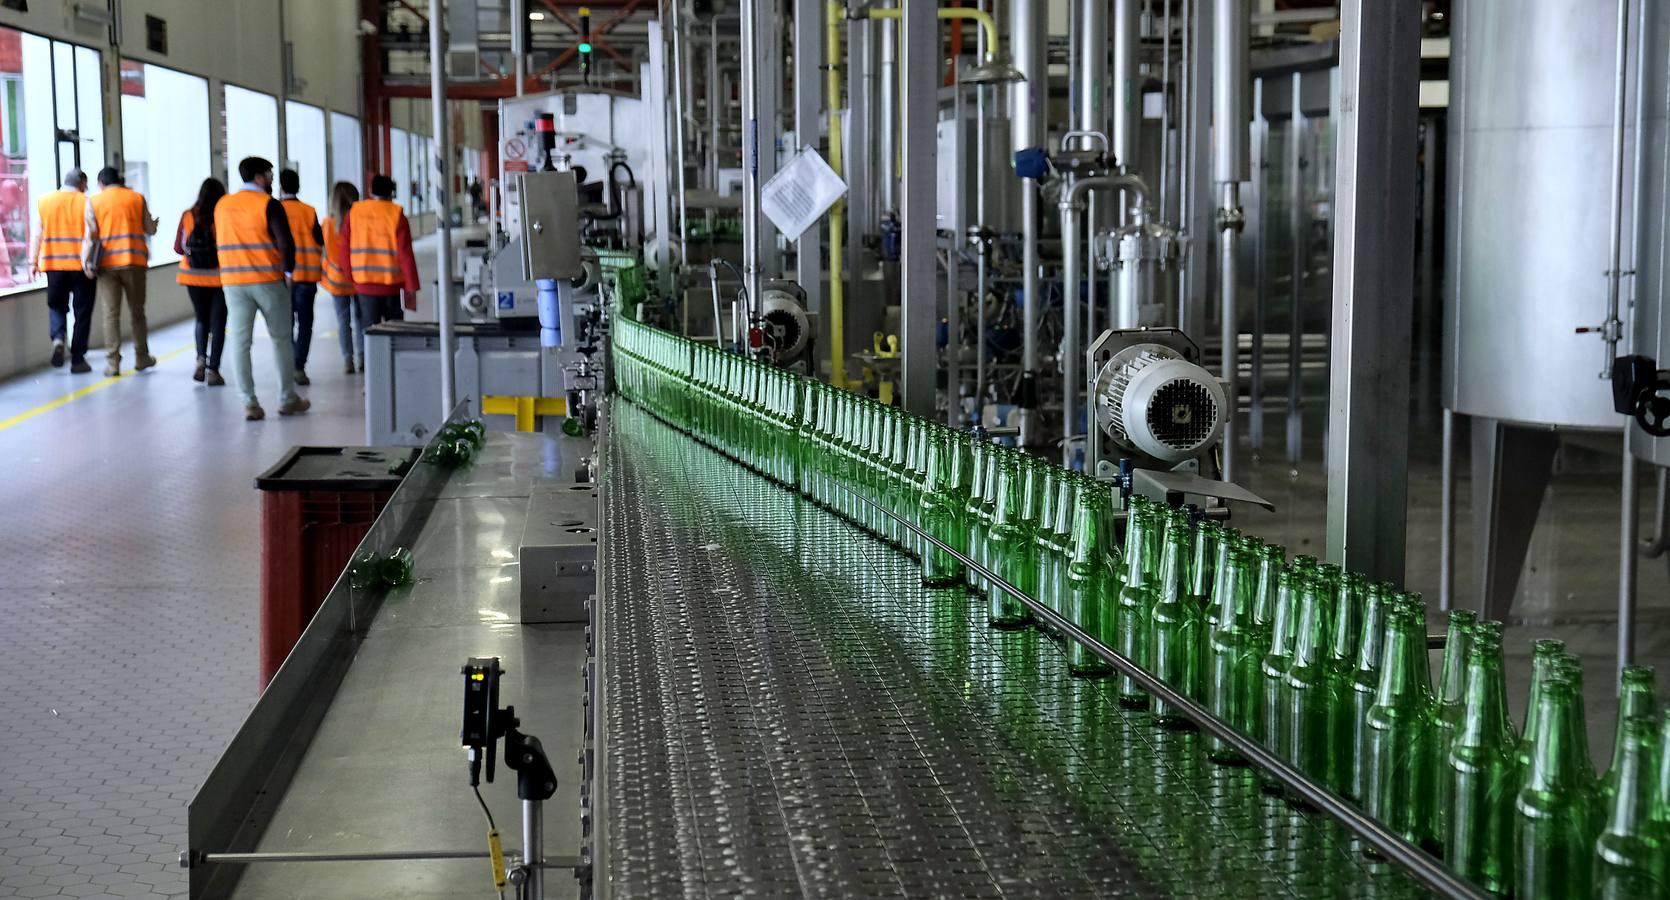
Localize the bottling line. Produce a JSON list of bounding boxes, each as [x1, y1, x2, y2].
[[180, 0, 1670, 898]]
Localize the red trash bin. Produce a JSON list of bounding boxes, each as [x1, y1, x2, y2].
[[255, 446, 417, 689]]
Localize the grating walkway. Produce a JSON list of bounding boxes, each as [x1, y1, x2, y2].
[[0, 315, 365, 900]]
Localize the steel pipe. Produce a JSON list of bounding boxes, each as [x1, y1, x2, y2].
[[1600, 0, 1631, 378], [1011, 0, 1044, 444], [430, 0, 456, 417], [512, 0, 527, 96], [1111, 0, 1139, 169], [828, 480, 1494, 900], [740, 0, 763, 313], [1059, 162, 1140, 468], [670, 0, 691, 271]]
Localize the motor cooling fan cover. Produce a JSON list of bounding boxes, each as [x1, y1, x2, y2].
[[760, 291, 813, 363], [1093, 344, 1226, 463]]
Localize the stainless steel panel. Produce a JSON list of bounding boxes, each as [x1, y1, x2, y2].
[[520, 482, 601, 624], [1633, 0, 1670, 463], [519, 170, 584, 280], [1445, 0, 1634, 428]]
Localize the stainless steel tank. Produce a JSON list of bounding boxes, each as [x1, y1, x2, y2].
[[1445, 0, 1633, 429], [1632, 0, 1670, 463]]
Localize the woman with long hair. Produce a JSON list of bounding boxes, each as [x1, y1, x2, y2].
[[322, 180, 363, 373], [174, 177, 227, 385]]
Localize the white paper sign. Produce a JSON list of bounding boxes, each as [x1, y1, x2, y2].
[[760, 148, 848, 240]]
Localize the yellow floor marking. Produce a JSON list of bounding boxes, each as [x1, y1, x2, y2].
[[0, 344, 194, 434]]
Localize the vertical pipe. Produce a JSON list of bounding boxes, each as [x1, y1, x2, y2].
[[429, 0, 456, 416], [949, 66, 964, 424], [1159, 0, 1174, 218], [900, 0, 937, 418], [512, 0, 526, 96], [1621, 441, 1638, 669], [795, 0, 825, 317], [1061, 195, 1081, 465], [1183, 0, 1213, 337], [740, 0, 762, 313], [879, 1, 898, 214], [671, 1, 691, 272], [1602, 0, 1632, 378], [1011, 0, 1044, 444], [1286, 72, 1304, 464], [1249, 76, 1265, 450], [708, 17, 720, 191], [1111, 0, 1138, 170], [974, 0, 990, 414], [1213, 0, 1247, 482], [828, 0, 847, 385], [521, 799, 543, 900], [1440, 407, 1455, 611]]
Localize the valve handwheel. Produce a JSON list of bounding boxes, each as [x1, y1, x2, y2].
[[1633, 376, 1670, 436]]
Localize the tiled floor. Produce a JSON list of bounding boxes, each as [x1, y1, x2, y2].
[[0, 309, 364, 899]]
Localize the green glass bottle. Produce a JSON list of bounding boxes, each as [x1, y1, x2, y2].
[[1149, 510, 1204, 727], [1517, 638, 1569, 773], [1116, 498, 1160, 708], [1258, 563, 1300, 793], [1445, 621, 1516, 896], [1644, 712, 1670, 891], [1364, 602, 1431, 847], [1426, 608, 1479, 851], [985, 456, 1034, 629], [1516, 672, 1602, 899], [1602, 666, 1659, 802], [1340, 582, 1389, 804], [1032, 467, 1064, 623], [1206, 546, 1258, 764], [1281, 571, 1335, 796], [964, 440, 995, 596], [1189, 519, 1222, 615], [918, 429, 964, 587], [1594, 715, 1665, 900], [1064, 480, 1114, 678]]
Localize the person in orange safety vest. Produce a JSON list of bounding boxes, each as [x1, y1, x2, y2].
[[215, 156, 307, 422], [86, 166, 159, 377], [278, 169, 325, 386], [25, 168, 95, 373]]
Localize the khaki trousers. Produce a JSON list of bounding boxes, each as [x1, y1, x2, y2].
[[99, 266, 149, 364]]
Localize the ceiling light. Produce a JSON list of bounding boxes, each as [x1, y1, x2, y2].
[[529, 10, 546, 20]]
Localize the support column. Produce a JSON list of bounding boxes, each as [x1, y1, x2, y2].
[[899, 0, 938, 418], [430, 0, 457, 416], [1324, 0, 1420, 582]]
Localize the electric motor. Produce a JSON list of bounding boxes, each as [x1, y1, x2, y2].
[[760, 289, 813, 363], [1092, 342, 1226, 464]]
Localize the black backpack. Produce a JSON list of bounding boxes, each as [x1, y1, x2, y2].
[[185, 218, 218, 270]]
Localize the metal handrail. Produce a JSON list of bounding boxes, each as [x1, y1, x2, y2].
[[828, 481, 1489, 900]]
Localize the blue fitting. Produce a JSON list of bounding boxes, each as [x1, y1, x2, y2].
[[536, 278, 563, 348]]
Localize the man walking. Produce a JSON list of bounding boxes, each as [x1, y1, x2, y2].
[[27, 168, 95, 373], [277, 169, 325, 386], [86, 166, 158, 376], [338, 174, 420, 329], [216, 157, 308, 421]]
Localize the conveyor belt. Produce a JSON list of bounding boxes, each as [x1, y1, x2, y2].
[[597, 401, 1429, 899]]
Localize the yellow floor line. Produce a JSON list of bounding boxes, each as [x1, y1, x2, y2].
[[0, 343, 194, 434]]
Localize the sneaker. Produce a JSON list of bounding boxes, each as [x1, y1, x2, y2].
[[193, 357, 206, 382], [50, 341, 65, 368], [294, 369, 311, 386], [353, 357, 364, 375], [344, 358, 356, 375], [278, 396, 311, 416], [205, 369, 225, 386], [69, 359, 91, 374], [104, 360, 121, 377], [134, 354, 158, 371], [245, 403, 265, 421]]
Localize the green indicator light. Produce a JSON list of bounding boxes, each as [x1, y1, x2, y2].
[[579, 42, 592, 53]]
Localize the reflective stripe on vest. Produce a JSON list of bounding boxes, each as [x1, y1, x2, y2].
[[175, 209, 220, 288], [282, 198, 323, 283], [37, 190, 87, 272], [347, 199, 404, 287], [321, 217, 354, 297], [214, 192, 283, 286], [90, 186, 149, 269]]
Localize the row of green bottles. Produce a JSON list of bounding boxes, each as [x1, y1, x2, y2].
[[613, 314, 1670, 899]]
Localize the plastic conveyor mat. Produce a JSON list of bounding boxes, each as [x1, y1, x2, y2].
[[597, 400, 1430, 899]]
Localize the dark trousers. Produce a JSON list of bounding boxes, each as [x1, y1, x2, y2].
[[187, 285, 227, 370], [291, 281, 319, 369], [355, 293, 404, 333], [45, 270, 96, 362]]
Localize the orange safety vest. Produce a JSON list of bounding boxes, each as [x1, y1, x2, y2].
[[36, 189, 87, 272], [281, 198, 323, 283], [347, 198, 405, 287], [90, 185, 149, 270], [214, 191, 284, 286], [321, 216, 354, 297], [175, 209, 220, 288]]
